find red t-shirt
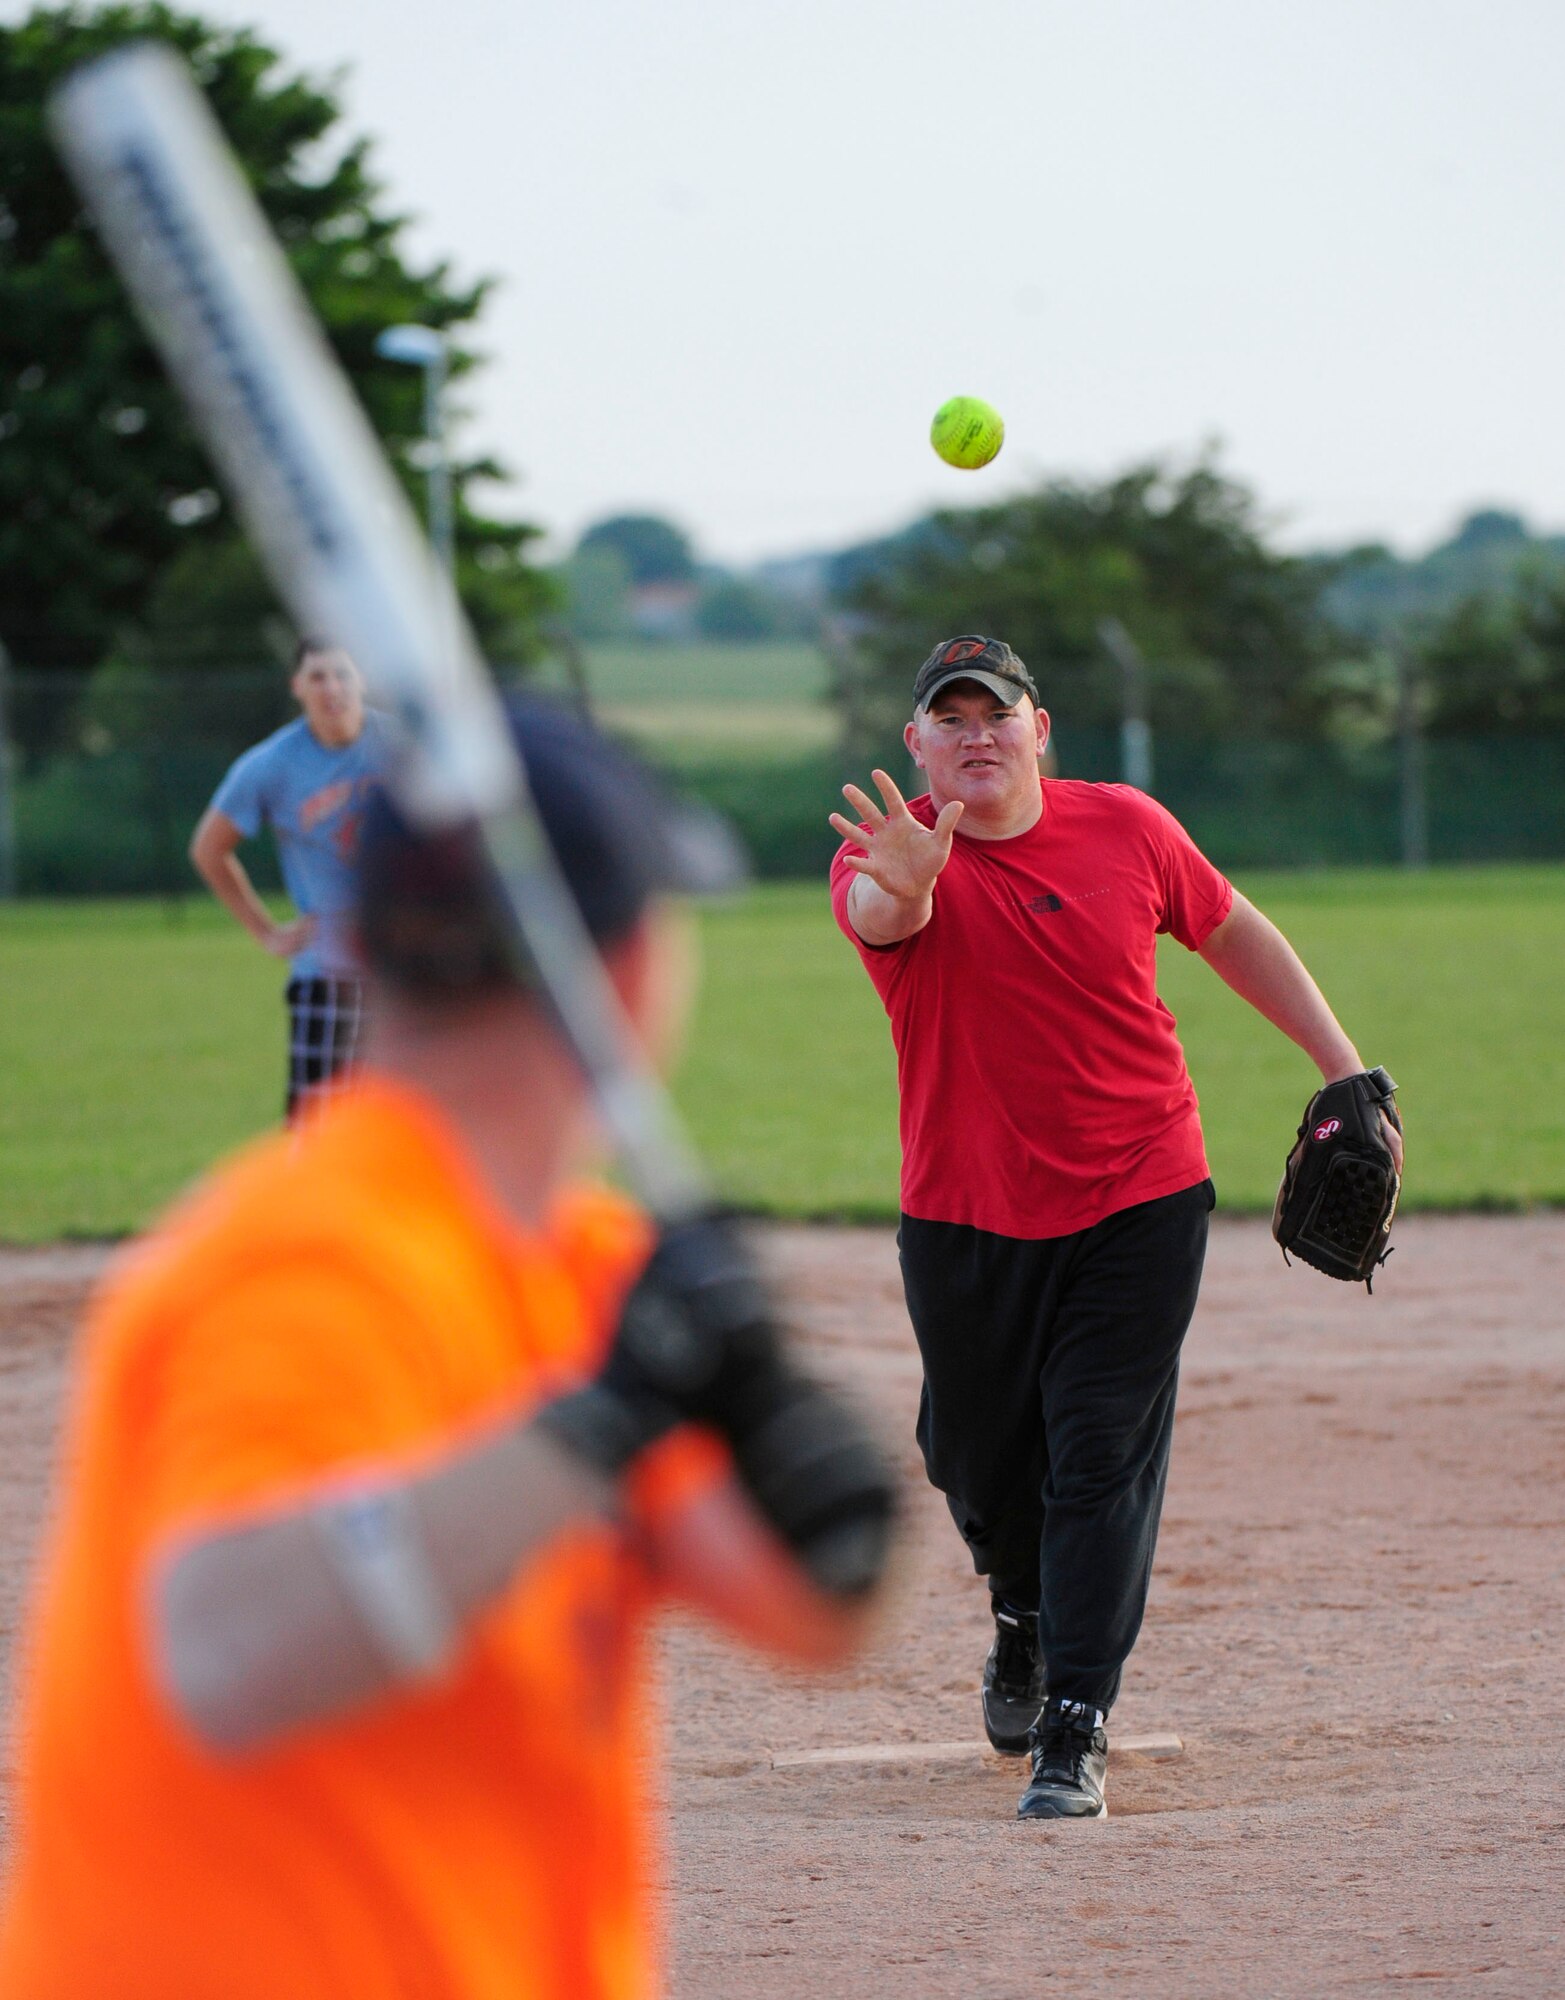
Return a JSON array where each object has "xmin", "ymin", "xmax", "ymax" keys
[{"xmin": 829, "ymin": 779, "xmax": 1233, "ymax": 1239}]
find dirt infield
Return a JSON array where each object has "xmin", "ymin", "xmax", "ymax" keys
[{"xmin": 3, "ymin": 1218, "xmax": 1563, "ymax": 1994}]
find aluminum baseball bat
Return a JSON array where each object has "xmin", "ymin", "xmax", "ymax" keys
[{"xmin": 50, "ymin": 41, "xmax": 707, "ymax": 1219}]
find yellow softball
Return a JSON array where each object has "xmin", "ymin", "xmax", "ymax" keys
[{"xmin": 930, "ymin": 395, "xmax": 1005, "ymax": 470}]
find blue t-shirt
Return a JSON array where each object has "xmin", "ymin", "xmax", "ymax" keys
[{"xmin": 210, "ymin": 715, "xmax": 390, "ymax": 979}]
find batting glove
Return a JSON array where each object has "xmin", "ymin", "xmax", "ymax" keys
[{"xmin": 539, "ymin": 1215, "xmax": 895, "ymax": 1597}]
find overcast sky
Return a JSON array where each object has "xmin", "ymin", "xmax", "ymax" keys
[{"xmin": 24, "ymin": 0, "xmax": 1565, "ymax": 563}]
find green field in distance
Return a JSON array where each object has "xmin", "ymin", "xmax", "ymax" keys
[
  {"xmin": 1, "ymin": 866, "xmax": 1561, "ymax": 1241},
  {"xmin": 533, "ymin": 640, "xmax": 837, "ymax": 763},
  {"xmin": 573, "ymin": 640, "xmax": 829, "ymax": 706}
]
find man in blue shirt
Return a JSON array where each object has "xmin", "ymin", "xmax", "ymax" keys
[{"xmin": 190, "ymin": 640, "xmax": 388, "ymax": 1116}]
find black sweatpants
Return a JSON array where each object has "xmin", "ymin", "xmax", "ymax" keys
[{"xmin": 899, "ymin": 1179, "xmax": 1214, "ymax": 1715}]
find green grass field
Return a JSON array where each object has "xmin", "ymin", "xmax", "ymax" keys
[
  {"xmin": 572, "ymin": 640, "xmax": 829, "ymax": 707},
  {"xmin": 2, "ymin": 866, "xmax": 1561, "ymax": 1240},
  {"xmin": 533, "ymin": 640, "xmax": 837, "ymax": 763}
]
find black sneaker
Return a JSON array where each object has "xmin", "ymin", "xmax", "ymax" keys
[
  {"xmin": 1017, "ymin": 1698, "xmax": 1108, "ymax": 1819},
  {"xmin": 981, "ymin": 1599, "xmax": 1046, "ymax": 1755}
]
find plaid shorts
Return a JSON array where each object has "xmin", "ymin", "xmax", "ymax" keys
[{"xmin": 285, "ymin": 976, "xmax": 366, "ymax": 1120}]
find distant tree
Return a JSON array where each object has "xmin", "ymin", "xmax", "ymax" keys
[
  {"xmin": 696, "ymin": 572, "xmax": 787, "ymax": 641},
  {"xmin": 1321, "ymin": 509, "xmax": 1565, "ymax": 642},
  {"xmin": 556, "ymin": 543, "xmax": 632, "ymax": 642},
  {"xmin": 838, "ymin": 457, "xmax": 1335, "ymax": 741},
  {"xmin": 1447, "ymin": 509, "xmax": 1531, "ymax": 555},
  {"xmin": 80, "ymin": 537, "xmax": 297, "ymax": 756},
  {"xmin": 0, "ymin": 2, "xmax": 551, "ymax": 695},
  {"xmin": 577, "ymin": 514, "xmax": 696, "ymax": 589},
  {"xmin": 1415, "ymin": 565, "xmax": 1565, "ymax": 735}
]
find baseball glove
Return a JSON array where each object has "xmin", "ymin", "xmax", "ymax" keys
[{"xmin": 1272, "ymin": 1067, "xmax": 1402, "ymax": 1290}]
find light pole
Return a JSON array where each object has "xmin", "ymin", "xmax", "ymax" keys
[
  {"xmin": 1394, "ymin": 642, "xmax": 1429, "ymax": 870},
  {"xmin": 374, "ymin": 323, "xmax": 454, "ymax": 577},
  {"xmin": 1098, "ymin": 617, "xmax": 1154, "ymax": 793},
  {"xmin": 0, "ymin": 640, "xmax": 15, "ymax": 899}
]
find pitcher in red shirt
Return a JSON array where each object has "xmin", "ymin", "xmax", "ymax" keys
[{"xmin": 829, "ymin": 635, "xmax": 1401, "ymax": 1821}]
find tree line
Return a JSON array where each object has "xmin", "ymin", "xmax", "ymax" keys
[
  {"xmin": 4, "ymin": 4, "xmax": 1562, "ymax": 758},
  {"xmin": 826, "ymin": 476, "xmax": 1565, "ymax": 746},
  {"xmin": 1, "ymin": 3, "xmax": 549, "ymax": 709}
]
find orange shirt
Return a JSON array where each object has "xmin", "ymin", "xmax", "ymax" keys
[{"xmin": 0, "ymin": 1076, "xmax": 715, "ymax": 2000}]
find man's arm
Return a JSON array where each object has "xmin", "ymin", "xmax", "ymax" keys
[
  {"xmin": 151, "ymin": 1219, "xmax": 891, "ymax": 1754},
  {"xmin": 828, "ymin": 768, "xmax": 963, "ymax": 946},
  {"xmin": 189, "ymin": 806, "xmax": 314, "ymax": 960},
  {"xmin": 845, "ymin": 873, "xmax": 931, "ymax": 947},
  {"xmin": 1198, "ymin": 892, "xmax": 1403, "ymax": 1169},
  {"xmin": 153, "ymin": 1405, "xmax": 871, "ymax": 1756},
  {"xmin": 639, "ymin": 1471, "xmax": 871, "ymax": 1665},
  {"xmin": 151, "ymin": 1413, "xmax": 612, "ymax": 1752}
]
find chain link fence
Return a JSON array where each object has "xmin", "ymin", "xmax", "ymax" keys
[{"xmin": 2, "ymin": 662, "xmax": 1563, "ymax": 896}]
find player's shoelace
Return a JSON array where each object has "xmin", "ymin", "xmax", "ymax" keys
[
  {"xmin": 1031, "ymin": 1718, "xmax": 1106, "ymax": 1782},
  {"xmin": 991, "ymin": 1615, "xmax": 1039, "ymax": 1693}
]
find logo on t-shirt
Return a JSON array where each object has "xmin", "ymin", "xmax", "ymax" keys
[
  {"xmin": 1313, "ymin": 1117, "xmax": 1342, "ymax": 1142},
  {"xmin": 299, "ymin": 778, "xmax": 355, "ymax": 834}
]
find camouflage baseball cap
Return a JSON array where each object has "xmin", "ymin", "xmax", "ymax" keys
[{"xmin": 912, "ymin": 635, "xmax": 1040, "ymax": 713}]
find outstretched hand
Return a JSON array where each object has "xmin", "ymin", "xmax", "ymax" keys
[{"xmin": 829, "ymin": 769, "xmax": 963, "ymax": 904}]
